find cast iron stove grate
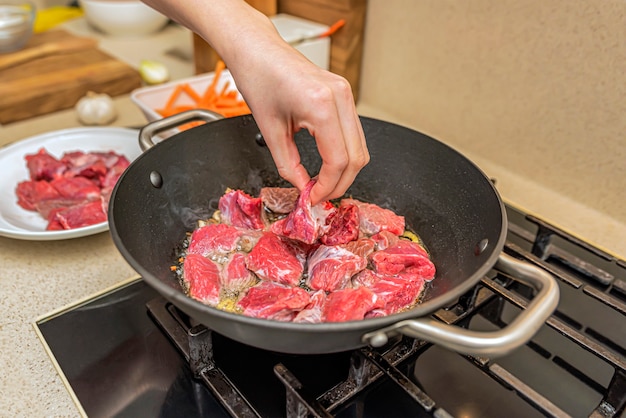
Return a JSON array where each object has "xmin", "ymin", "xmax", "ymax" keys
[{"xmin": 147, "ymin": 207, "xmax": 626, "ymax": 418}]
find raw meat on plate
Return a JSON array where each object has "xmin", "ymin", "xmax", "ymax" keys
[{"xmin": 15, "ymin": 147, "xmax": 130, "ymax": 231}]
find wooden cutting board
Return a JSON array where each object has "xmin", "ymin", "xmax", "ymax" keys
[{"xmin": 0, "ymin": 29, "xmax": 142, "ymax": 124}]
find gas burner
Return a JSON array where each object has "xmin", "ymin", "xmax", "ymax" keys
[{"xmin": 36, "ymin": 205, "xmax": 626, "ymax": 417}]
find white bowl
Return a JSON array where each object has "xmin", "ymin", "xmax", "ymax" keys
[{"xmin": 79, "ymin": 0, "xmax": 169, "ymax": 37}]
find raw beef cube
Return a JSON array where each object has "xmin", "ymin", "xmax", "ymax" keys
[
  {"xmin": 50, "ymin": 176, "xmax": 101, "ymax": 200},
  {"xmin": 221, "ymin": 252, "xmax": 258, "ymax": 294},
  {"xmin": 187, "ymin": 223, "xmax": 243, "ymax": 259},
  {"xmin": 48, "ymin": 199, "xmax": 107, "ymax": 230},
  {"xmin": 354, "ymin": 269, "xmax": 425, "ymax": 317},
  {"xmin": 260, "ymin": 187, "xmax": 299, "ymax": 214},
  {"xmin": 36, "ymin": 197, "xmax": 86, "ymax": 219},
  {"xmin": 320, "ymin": 203, "xmax": 359, "ymax": 245},
  {"xmin": 99, "ymin": 155, "xmax": 130, "ymax": 189},
  {"xmin": 25, "ymin": 148, "xmax": 67, "ymax": 181},
  {"xmin": 293, "ymin": 290, "xmax": 327, "ymax": 323},
  {"xmin": 236, "ymin": 281, "xmax": 310, "ymax": 321},
  {"xmin": 369, "ymin": 240, "xmax": 436, "ymax": 280},
  {"xmin": 183, "ymin": 253, "xmax": 221, "ymax": 305},
  {"xmin": 371, "ymin": 230, "xmax": 400, "ymax": 251},
  {"xmin": 218, "ymin": 189, "xmax": 265, "ymax": 230},
  {"xmin": 271, "ymin": 180, "xmax": 336, "ymax": 244},
  {"xmin": 343, "ymin": 238, "xmax": 377, "ymax": 259},
  {"xmin": 340, "ymin": 198, "xmax": 405, "ymax": 236},
  {"xmin": 307, "ymin": 245, "xmax": 367, "ymax": 292},
  {"xmin": 15, "ymin": 180, "xmax": 61, "ymax": 211},
  {"xmin": 61, "ymin": 151, "xmax": 121, "ymax": 180},
  {"xmin": 323, "ymin": 287, "xmax": 382, "ymax": 322},
  {"xmin": 245, "ymin": 232, "xmax": 304, "ymax": 286}
]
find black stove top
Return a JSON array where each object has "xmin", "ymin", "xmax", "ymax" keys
[{"xmin": 36, "ymin": 205, "xmax": 626, "ymax": 418}]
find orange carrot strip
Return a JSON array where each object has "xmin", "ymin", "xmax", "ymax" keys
[
  {"xmin": 164, "ymin": 84, "xmax": 184, "ymax": 110},
  {"xmin": 181, "ymin": 84, "xmax": 202, "ymax": 104},
  {"xmin": 202, "ymin": 60, "xmax": 226, "ymax": 102}
]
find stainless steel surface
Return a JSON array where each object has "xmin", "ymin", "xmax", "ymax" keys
[
  {"xmin": 138, "ymin": 108, "xmax": 223, "ymax": 150},
  {"xmin": 363, "ymin": 252, "xmax": 560, "ymax": 356}
]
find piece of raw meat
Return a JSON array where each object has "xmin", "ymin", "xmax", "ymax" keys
[
  {"xmin": 61, "ymin": 151, "xmax": 129, "ymax": 184},
  {"xmin": 260, "ymin": 187, "xmax": 299, "ymax": 214},
  {"xmin": 354, "ymin": 269, "xmax": 426, "ymax": 317},
  {"xmin": 50, "ymin": 176, "xmax": 101, "ymax": 200},
  {"xmin": 293, "ymin": 290, "xmax": 327, "ymax": 323},
  {"xmin": 183, "ymin": 253, "xmax": 221, "ymax": 305},
  {"xmin": 48, "ymin": 199, "xmax": 107, "ymax": 230},
  {"xmin": 218, "ymin": 189, "xmax": 265, "ymax": 230},
  {"xmin": 99, "ymin": 155, "xmax": 130, "ymax": 189},
  {"xmin": 320, "ymin": 203, "xmax": 359, "ymax": 245},
  {"xmin": 307, "ymin": 244, "xmax": 367, "ymax": 292},
  {"xmin": 369, "ymin": 240, "xmax": 436, "ymax": 280},
  {"xmin": 17, "ymin": 148, "xmax": 131, "ymax": 231},
  {"xmin": 340, "ymin": 198, "xmax": 405, "ymax": 236},
  {"xmin": 25, "ymin": 148, "xmax": 67, "ymax": 181},
  {"xmin": 323, "ymin": 287, "xmax": 382, "ymax": 322},
  {"xmin": 245, "ymin": 232, "xmax": 304, "ymax": 286},
  {"xmin": 15, "ymin": 180, "xmax": 61, "ymax": 211},
  {"xmin": 271, "ymin": 180, "xmax": 336, "ymax": 244},
  {"xmin": 221, "ymin": 252, "xmax": 258, "ymax": 294},
  {"xmin": 35, "ymin": 197, "xmax": 87, "ymax": 219},
  {"xmin": 237, "ymin": 281, "xmax": 311, "ymax": 321},
  {"xmin": 343, "ymin": 238, "xmax": 377, "ymax": 259},
  {"xmin": 187, "ymin": 223, "xmax": 244, "ymax": 259},
  {"xmin": 371, "ymin": 230, "xmax": 400, "ymax": 251}
]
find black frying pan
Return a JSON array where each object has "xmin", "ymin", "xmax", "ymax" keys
[{"xmin": 109, "ymin": 110, "xmax": 558, "ymax": 355}]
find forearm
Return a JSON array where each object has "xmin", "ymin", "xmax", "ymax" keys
[{"xmin": 141, "ymin": 0, "xmax": 286, "ymax": 73}]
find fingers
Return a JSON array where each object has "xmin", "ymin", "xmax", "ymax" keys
[
  {"xmin": 306, "ymin": 78, "xmax": 369, "ymax": 205},
  {"xmin": 258, "ymin": 119, "xmax": 311, "ymax": 191}
]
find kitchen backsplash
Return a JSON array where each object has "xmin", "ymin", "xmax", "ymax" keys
[{"xmin": 357, "ymin": 0, "xmax": 625, "ymax": 226}]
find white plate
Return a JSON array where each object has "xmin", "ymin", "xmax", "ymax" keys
[{"xmin": 0, "ymin": 127, "xmax": 143, "ymax": 241}]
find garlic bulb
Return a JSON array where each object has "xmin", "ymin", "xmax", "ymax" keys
[{"xmin": 75, "ymin": 92, "xmax": 118, "ymax": 125}]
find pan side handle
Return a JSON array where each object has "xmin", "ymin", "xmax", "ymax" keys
[
  {"xmin": 138, "ymin": 109, "xmax": 224, "ymax": 151},
  {"xmin": 362, "ymin": 253, "xmax": 560, "ymax": 357}
]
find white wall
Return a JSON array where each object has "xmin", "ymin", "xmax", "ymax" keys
[{"xmin": 358, "ymin": 0, "xmax": 626, "ymax": 226}]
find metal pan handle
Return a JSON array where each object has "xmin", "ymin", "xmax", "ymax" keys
[
  {"xmin": 138, "ymin": 109, "xmax": 224, "ymax": 151},
  {"xmin": 362, "ymin": 253, "xmax": 560, "ymax": 357}
]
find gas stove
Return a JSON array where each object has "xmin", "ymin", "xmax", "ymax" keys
[{"xmin": 36, "ymin": 204, "xmax": 626, "ymax": 418}]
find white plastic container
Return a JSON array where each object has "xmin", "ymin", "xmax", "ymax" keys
[
  {"xmin": 131, "ymin": 70, "xmax": 238, "ymax": 123},
  {"xmin": 271, "ymin": 13, "xmax": 330, "ymax": 70}
]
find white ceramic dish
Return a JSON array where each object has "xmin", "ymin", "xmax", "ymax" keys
[{"xmin": 0, "ymin": 127, "xmax": 142, "ymax": 241}]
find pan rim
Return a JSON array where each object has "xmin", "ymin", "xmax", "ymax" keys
[{"xmin": 108, "ymin": 115, "xmax": 509, "ymax": 333}]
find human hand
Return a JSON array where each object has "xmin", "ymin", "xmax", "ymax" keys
[
  {"xmin": 234, "ymin": 53, "xmax": 370, "ymax": 205},
  {"xmin": 141, "ymin": 0, "xmax": 369, "ymax": 204}
]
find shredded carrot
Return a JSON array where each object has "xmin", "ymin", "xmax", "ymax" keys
[{"xmin": 156, "ymin": 60, "xmax": 250, "ymax": 130}]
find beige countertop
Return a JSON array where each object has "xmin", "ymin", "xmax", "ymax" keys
[
  {"xmin": 1, "ymin": 15, "xmax": 625, "ymax": 418},
  {"xmin": 0, "ymin": 20, "xmax": 195, "ymax": 417}
]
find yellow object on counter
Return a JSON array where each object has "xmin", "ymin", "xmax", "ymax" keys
[{"xmin": 34, "ymin": 6, "xmax": 83, "ymax": 33}]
